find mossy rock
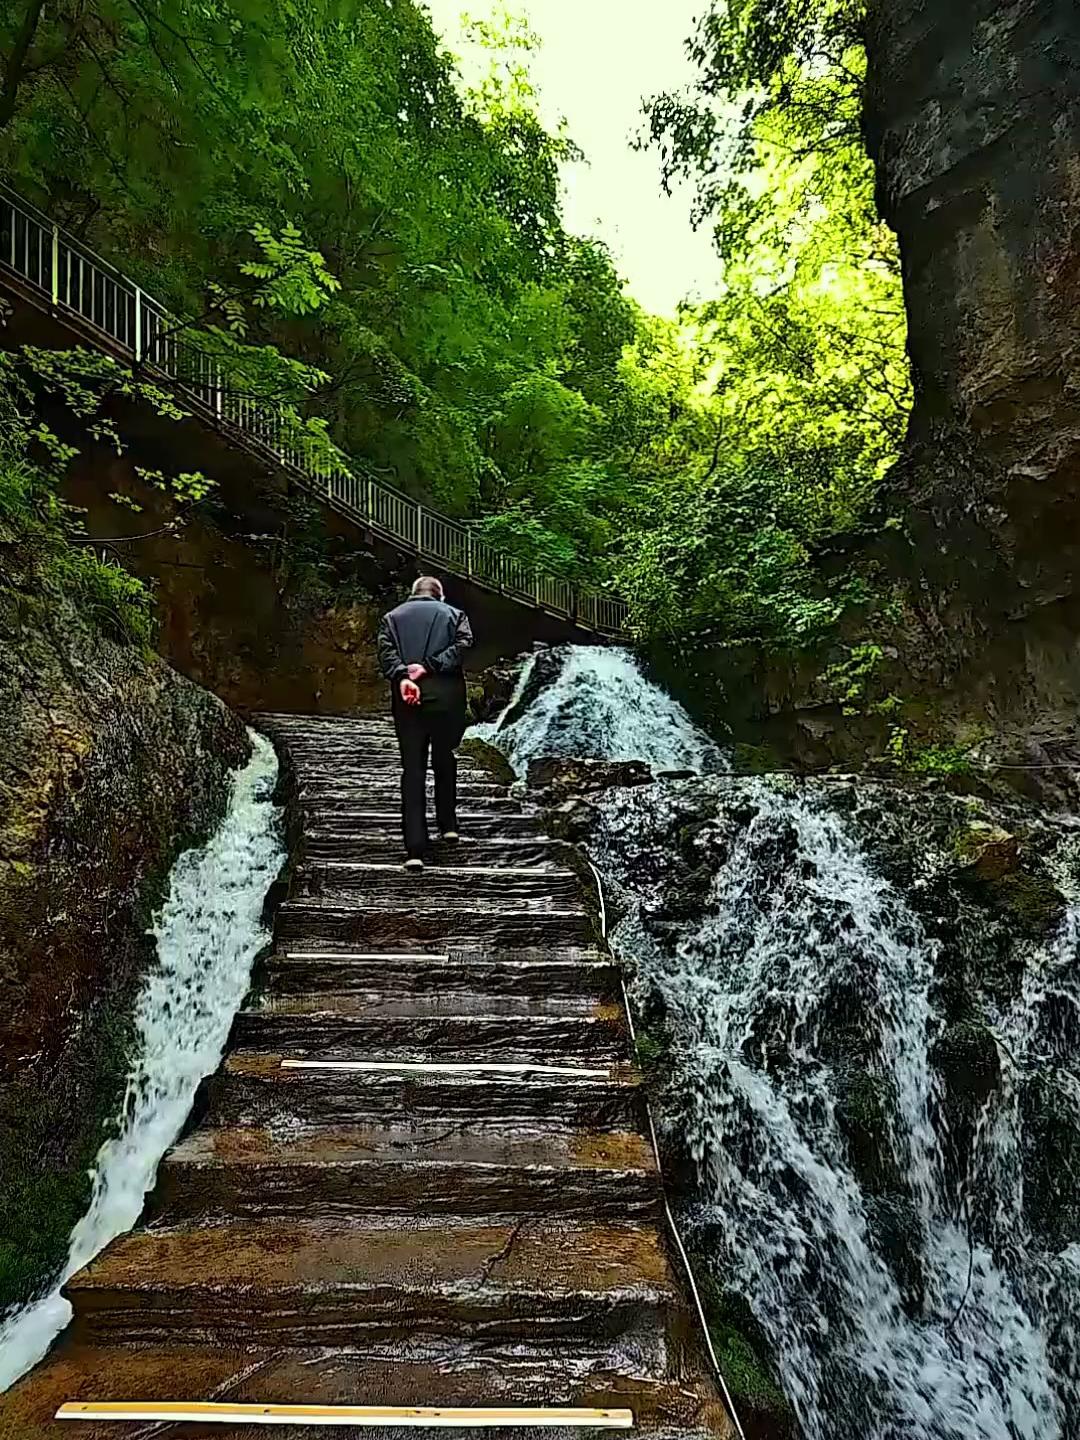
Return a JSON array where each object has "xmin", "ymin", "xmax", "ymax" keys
[
  {"xmin": 950, "ymin": 824, "xmax": 1065, "ymax": 938},
  {"xmin": 834, "ymin": 1068, "xmax": 901, "ymax": 1195},
  {"xmin": 634, "ymin": 1026, "xmax": 674, "ymax": 1083},
  {"xmin": 996, "ymin": 871, "xmax": 1066, "ymax": 937},
  {"xmin": 458, "ymin": 735, "xmax": 516, "ymax": 787},
  {"xmin": 951, "ymin": 822, "xmax": 1019, "ymax": 881},
  {"xmin": 732, "ymin": 741, "xmax": 781, "ymax": 775},
  {"xmin": 931, "ymin": 1020, "xmax": 1002, "ymax": 1107},
  {"xmin": 700, "ymin": 1285, "xmax": 795, "ymax": 1437}
]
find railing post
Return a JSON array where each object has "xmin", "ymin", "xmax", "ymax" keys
[
  {"xmin": 415, "ymin": 501, "xmax": 422, "ymax": 554},
  {"xmin": 465, "ymin": 530, "xmax": 473, "ymax": 577},
  {"xmin": 50, "ymin": 224, "xmax": 59, "ymax": 307},
  {"xmin": 134, "ymin": 287, "xmax": 142, "ymax": 362}
]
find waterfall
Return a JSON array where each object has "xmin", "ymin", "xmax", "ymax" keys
[
  {"xmin": 482, "ymin": 645, "xmax": 1080, "ymax": 1440},
  {"xmin": 476, "ymin": 644, "xmax": 724, "ymax": 776},
  {"xmin": 0, "ymin": 731, "xmax": 283, "ymax": 1391}
]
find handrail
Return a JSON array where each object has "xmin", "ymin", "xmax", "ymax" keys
[{"xmin": 0, "ymin": 182, "xmax": 629, "ymax": 637}]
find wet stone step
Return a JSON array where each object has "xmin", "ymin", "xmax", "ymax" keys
[
  {"xmin": 233, "ymin": 1004, "xmax": 624, "ymax": 1061},
  {"xmin": 204, "ymin": 1051, "xmax": 645, "ymax": 1130},
  {"xmin": 67, "ymin": 1217, "xmax": 678, "ymax": 1349},
  {"xmin": 263, "ymin": 951, "xmax": 619, "ymax": 1000},
  {"xmin": 150, "ymin": 1119, "xmax": 660, "ymax": 1223},
  {"xmin": 302, "ymin": 800, "xmax": 527, "ymax": 823},
  {"xmin": 297, "ymin": 766, "xmax": 495, "ymax": 786},
  {"xmin": 247, "ymin": 988, "xmax": 615, "ymax": 1020},
  {"xmin": 300, "ymin": 771, "xmax": 506, "ymax": 794},
  {"xmin": 302, "ymin": 837, "xmax": 572, "ymax": 869},
  {"xmin": 277, "ymin": 903, "xmax": 594, "ymax": 948},
  {"xmin": 306, "ymin": 810, "xmax": 544, "ymax": 841},
  {"xmin": 300, "ymin": 789, "xmax": 515, "ymax": 812},
  {"xmin": 256, "ymin": 711, "xmax": 396, "ymax": 730},
  {"xmin": 294, "ymin": 865, "xmax": 583, "ymax": 908},
  {"xmin": 1, "ymin": 1338, "xmax": 728, "ymax": 1440}
]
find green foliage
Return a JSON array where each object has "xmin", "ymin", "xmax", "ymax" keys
[
  {"xmin": 633, "ymin": 0, "xmax": 911, "ymax": 646},
  {"xmin": 0, "ymin": 0, "xmax": 910, "ymax": 653},
  {"xmin": 909, "ymin": 742, "xmax": 977, "ymax": 778},
  {"xmin": 0, "ymin": 0, "xmax": 631, "ymax": 543},
  {"xmin": 240, "ymin": 222, "xmax": 341, "ymax": 318},
  {"xmin": 0, "ymin": 345, "xmax": 193, "ymax": 644},
  {"xmin": 820, "ymin": 643, "xmax": 884, "ymax": 714},
  {"xmin": 885, "ymin": 729, "xmax": 978, "ymax": 777}
]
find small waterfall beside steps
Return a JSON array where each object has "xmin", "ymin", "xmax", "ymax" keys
[
  {"xmin": 0, "ymin": 731, "xmax": 283, "ymax": 1391},
  {"xmin": 479, "ymin": 645, "xmax": 1080, "ymax": 1440}
]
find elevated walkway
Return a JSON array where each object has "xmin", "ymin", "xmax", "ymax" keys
[
  {"xmin": 2, "ymin": 714, "xmax": 731, "ymax": 1438},
  {"xmin": 0, "ymin": 183, "xmax": 628, "ymax": 637}
]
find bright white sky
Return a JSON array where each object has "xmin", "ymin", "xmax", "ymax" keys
[{"xmin": 423, "ymin": 1, "xmax": 722, "ymax": 315}]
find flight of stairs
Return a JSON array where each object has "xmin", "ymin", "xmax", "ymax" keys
[{"xmin": 1, "ymin": 713, "xmax": 730, "ymax": 1439}]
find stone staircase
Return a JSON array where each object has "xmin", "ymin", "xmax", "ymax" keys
[{"xmin": 1, "ymin": 713, "xmax": 731, "ymax": 1439}]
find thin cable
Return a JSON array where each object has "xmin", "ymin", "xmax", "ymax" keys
[
  {"xmin": 585, "ymin": 859, "xmax": 750, "ymax": 1440},
  {"xmin": 731, "ymin": 761, "xmax": 1080, "ymax": 776}
]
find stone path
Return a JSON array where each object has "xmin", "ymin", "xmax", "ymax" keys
[{"xmin": 2, "ymin": 714, "xmax": 729, "ymax": 1439}]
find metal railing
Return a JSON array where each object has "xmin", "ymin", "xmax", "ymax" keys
[{"xmin": 0, "ymin": 182, "xmax": 629, "ymax": 636}]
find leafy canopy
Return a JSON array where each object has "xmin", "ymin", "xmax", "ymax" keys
[{"xmin": 0, "ymin": 0, "xmax": 910, "ymax": 655}]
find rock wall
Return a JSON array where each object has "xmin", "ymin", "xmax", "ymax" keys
[
  {"xmin": 660, "ymin": 5, "xmax": 1080, "ymax": 792},
  {"xmin": 0, "ymin": 518, "xmax": 248, "ymax": 1309},
  {"xmin": 64, "ymin": 453, "xmax": 587, "ymax": 719},
  {"xmin": 863, "ymin": 0, "xmax": 1080, "ymax": 621}
]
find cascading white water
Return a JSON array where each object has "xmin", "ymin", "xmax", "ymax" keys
[
  {"xmin": 480, "ymin": 645, "xmax": 724, "ymax": 777},
  {"xmin": 483, "ymin": 645, "xmax": 1080, "ymax": 1440},
  {"xmin": 0, "ymin": 731, "xmax": 283, "ymax": 1391}
]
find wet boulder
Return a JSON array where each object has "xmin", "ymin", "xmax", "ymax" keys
[
  {"xmin": 833, "ymin": 1066, "xmax": 901, "ymax": 1196},
  {"xmin": 472, "ymin": 664, "xmax": 519, "ymax": 722},
  {"xmin": 864, "ymin": 1194, "xmax": 927, "ymax": 1315},
  {"xmin": 546, "ymin": 796, "xmax": 600, "ymax": 843},
  {"xmin": 952, "ymin": 822, "xmax": 1019, "ymax": 882},
  {"xmin": 526, "ymin": 755, "xmax": 653, "ymax": 802},
  {"xmin": 498, "ymin": 645, "xmax": 564, "ymax": 729},
  {"xmin": 949, "ymin": 822, "xmax": 1065, "ymax": 941},
  {"xmin": 644, "ymin": 862, "xmax": 714, "ymax": 924},
  {"xmin": 1021, "ymin": 1072, "xmax": 1080, "ymax": 1250},
  {"xmin": 931, "ymin": 1020, "xmax": 1002, "ymax": 1107},
  {"xmin": 458, "ymin": 735, "xmax": 516, "ymax": 786}
]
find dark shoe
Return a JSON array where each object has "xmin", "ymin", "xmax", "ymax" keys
[{"xmin": 404, "ymin": 856, "xmax": 425, "ymax": 872}]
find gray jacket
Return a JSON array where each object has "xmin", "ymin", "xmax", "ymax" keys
[{"xmin": 377, "ymin": 596, "xmax": 474, "ymax": 684}]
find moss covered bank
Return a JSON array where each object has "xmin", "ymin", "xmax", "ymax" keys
[{"xmin": 0, "ymin": 517, "xmax": 248, "ymax": 1310}]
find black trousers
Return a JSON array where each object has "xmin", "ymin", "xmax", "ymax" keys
[{"xmin": 392, "ymin": 692, "xmax": 466, "ymax": 856}]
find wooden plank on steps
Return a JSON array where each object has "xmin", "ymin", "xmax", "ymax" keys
[{"xmin": 57, "ymin": 1400, "xmax": 634, "ymax": 1427}]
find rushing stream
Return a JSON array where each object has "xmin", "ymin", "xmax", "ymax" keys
[
  {"xmin": 0, "ymin": 731, "xmax": 283, "ymax": 1391},
  {"xmin": 482, "ymin": 645, "xmax": 1080, "ymax": 1440}
]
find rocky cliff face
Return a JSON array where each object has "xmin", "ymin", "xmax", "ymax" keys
[
  {"xmin": 864, "ymin": 0, "xmax": 1080, "ymax": 627},
  {"xmin": 0, "ymin": 519, "xmax": 248, "ymax": 1309},
  {"xmin": 63, "ymin": 453, "xmax": 588, "ymax": 718},
  {"xmin": 662, "ymin": 7, "xmax": 1080, "ymax": 790}
]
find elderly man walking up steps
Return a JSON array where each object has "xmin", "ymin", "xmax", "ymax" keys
[{"xmin": 377, "ymin": 576, "xmax": 475, "ymax": 870}]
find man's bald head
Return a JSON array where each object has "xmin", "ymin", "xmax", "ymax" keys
[{"xmin": 411, "ymin": 575, "xmax": 444, "ymax": 600}]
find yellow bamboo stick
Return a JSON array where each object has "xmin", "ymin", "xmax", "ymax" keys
[{"xmin": 56, "ymin": 1401, "xmax": 634, "ymax": 1428}]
